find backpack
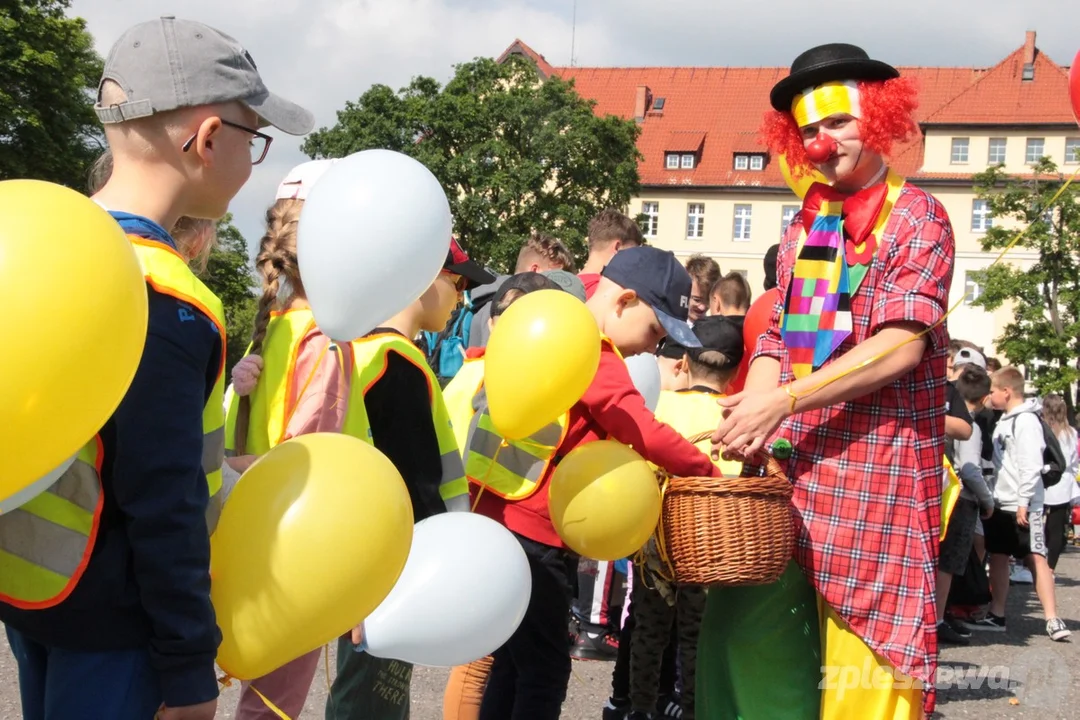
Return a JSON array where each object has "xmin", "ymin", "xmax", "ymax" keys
[
  {"xmin": 420, "ymin": 304, "xmax": 473, "ymax": 387},
  {"xmin": 1010, "ymin": 411, "xmax": 1067, "ymax": 487}
]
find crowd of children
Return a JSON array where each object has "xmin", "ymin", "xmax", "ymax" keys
[{"xmin": 2, "ymin": 14, "xmax": 1078, "ymax": 720}]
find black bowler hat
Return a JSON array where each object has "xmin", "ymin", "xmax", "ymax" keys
[{"xmin": 770, "ymin": 43, "xmax": 899, "ymax": 112}]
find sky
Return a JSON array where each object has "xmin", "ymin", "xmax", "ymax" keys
[{"xmin": 71, "ymin": 0, "xmax": 1080, "ymax": 248}]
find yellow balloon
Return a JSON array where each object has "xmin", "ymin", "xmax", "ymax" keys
[
  {"xmin": 549, "ymin": 440, "xmax": 660, "ymax": 561},
  {"xmin": 779, "ymin": 154, "xmax": 829, "ymax": 199},
  {"xmin": 0, "ymin": 180, "xmax": 147, "ymax": 499},
  {"xmin": 211, "ymin": 433, "xmax": 414, "ymax": 679},
  {"xmin": 485, "ymin": 289, "xmax": 600, "ymax": 439}
]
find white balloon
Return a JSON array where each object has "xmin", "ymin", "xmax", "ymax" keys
[
  {"xmin": 0, "ymin": 455, "xmax": 76, "ymax": 513},
  {"xmin": 625, "ymin": 353, "xmax": 661, "ymax": 412},
  {"xmin": 298, "ymin": 150, "xmax": 452, "ymax": 341},
  {"xmin": 361, "ymin": 513, "xmax": 531, "ymax": 667}
]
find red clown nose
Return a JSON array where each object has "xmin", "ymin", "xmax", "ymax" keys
[
  {"xmin": 1070, "ymin": 49, "xmax": 1080, "ymax": 127},
  {"xmin": 805, "ymin": 134, "xmax": 838, "ymax": 164}
]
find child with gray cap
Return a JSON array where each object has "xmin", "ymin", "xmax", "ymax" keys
[{"xmin": 0, "ymin": 17, "xmax": 311, "ymax": 720}]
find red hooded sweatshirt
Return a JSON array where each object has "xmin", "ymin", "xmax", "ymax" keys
[{"xmin": 471, "ymin": 338, "xmax": 721, "ymax": 548}]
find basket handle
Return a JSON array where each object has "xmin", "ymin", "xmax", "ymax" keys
[{"xmin": 687, "ymin": 428, "xmax": 787, "ymax": 479}]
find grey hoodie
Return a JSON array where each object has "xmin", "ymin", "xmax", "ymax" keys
[{"xmin": 992, "ymin": 399, "xmax": 1045, "ymax": 510}]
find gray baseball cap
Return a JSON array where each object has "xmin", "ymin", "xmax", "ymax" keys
[
  {"xmin": 94, "ymin": 16, "xmax": 314, "ymax": 135},
  {"xmin": 542, "ymin": 270, "xmax": 587, "ymax": 302}
]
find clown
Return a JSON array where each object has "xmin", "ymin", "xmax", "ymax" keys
[{"xmin": 701, "ymin": 44, "xmax": 954, "ymax": 720}]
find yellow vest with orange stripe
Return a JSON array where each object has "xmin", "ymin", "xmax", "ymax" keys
[
  {"xmin": 352, "ymin": 333, "xmax": 468, "ymax": 505},
  {"xmin": 0, "ymin": 237, "xmax": 226, "ymax": 609},
  {"xmin": 443, "ymin": 357, "xmax": 487, "ymax": 454},
  {"xmin": 224, "ymin": 308, "xmax": 373, "ymax": 454}
]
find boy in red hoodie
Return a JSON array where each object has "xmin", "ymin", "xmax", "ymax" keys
[{"xmin": 468, "ymin": 246, "xmax": 721, "ymax": 720}]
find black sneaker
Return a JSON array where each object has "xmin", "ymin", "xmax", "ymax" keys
[
  {"xmin": 937, "ymin": 620, "xmax": 970, "ymax": 645},
  {"xmin": 570, "ymin": 630, "xmax": 618, "ymax": 661},
  {"xmin": 627, "ymin": 713, "xmax": 654, "ymax": 720},
  {"xmin": 945, "ymin": 617, "xmax": 972, "ymax": 639},
  {"xmin": 655, "ymin": 694, "xmax": 683, "ymax": 719},
  {"xmin": 602, "ymin": 697, "xmax": 630, "ymax": 720},
  {"xmin": 961, "ymin": 613, "xmax": 1006, "ymax": 633},
  {"xmin": 1047, "ymin": 617, "xmax": 1072, "ymax": 641}
]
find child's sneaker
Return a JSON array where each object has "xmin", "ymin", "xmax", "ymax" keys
[
  {"xmin": 962, "ymin": 613, "xmax": 1006, "ymax": 632},
  {"xmin": 937, "ymin": 620, "xmax": 970, "ymax": 645},
  {"xmin": 1009, "ymin": 565, "xmax": 1033, "ymax": 584},
  {"xmin": 570, "ymin": 630, "xmax": 618, "ymax": 661},
  {"xmin": 603, "ymin": 697, "xmax": 630, "ymax": 720},
  {"xmin": 627, "ymin": 713, "xmax": 654, "ymax": 720},
  {"xmin": 1047, "ymin": 617, "xmax": 1071, "ymax": 641},
  {"xmin": 655, "ymin": 694, "xmax": 683, "ymax": 719}
]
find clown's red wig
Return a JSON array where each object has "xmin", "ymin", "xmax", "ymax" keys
[{"xmin": 762, "ymin": 77, "xmax": 919, "ymax": 177}]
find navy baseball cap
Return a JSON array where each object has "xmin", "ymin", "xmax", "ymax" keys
[{"xmin": 601, "ymin": 246, "xmax": 700, "ymax": 348}]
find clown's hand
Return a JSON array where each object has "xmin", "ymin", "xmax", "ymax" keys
[
  {"xmin": 231, "ymin": 355, "xmax": 264, "ymax": 396},
  {"xmin": 711, "ymin": 388, "xmax": 790, "ymax": 461}
]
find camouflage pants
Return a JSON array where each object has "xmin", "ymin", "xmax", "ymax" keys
[{"xmin": 630, "ymin": 577, "xmax": 706, "ymax": 720}]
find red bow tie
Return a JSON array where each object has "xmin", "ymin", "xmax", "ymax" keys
[{"xmin": 802, "ymin": 182, "xmax": 889, "ymax": 263}]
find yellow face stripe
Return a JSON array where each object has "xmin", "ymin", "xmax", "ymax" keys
[{"xmin": 791, "ymin": 81, "xmax": 861, "ymax": 128}]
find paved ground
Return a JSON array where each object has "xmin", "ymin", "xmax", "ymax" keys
[{"xmin": 0, "ymin": 549, "xmax": 1076, "ymax": 719}]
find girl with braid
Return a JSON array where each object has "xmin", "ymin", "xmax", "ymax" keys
[{"xmin": 225, "ymin": 160, "xmax": 371, "ymax": 719}]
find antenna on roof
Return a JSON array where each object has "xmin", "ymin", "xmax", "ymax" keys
[{"xmin": 570, "ymin": 0, "xmax": 577, "ymax": 67}]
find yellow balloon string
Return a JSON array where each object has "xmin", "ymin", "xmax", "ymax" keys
[
  {"xmin": 632, "ymin": 473, "xmax": 676, "ymax": 587},
  {"xmin": 791, "ymin": 166, "xmax": 1080, "ymax": 404},
  {"xmin": 468, "ymin": 434, "xmax": 555, "ymax": 512},
  {"xmin": 251, "ymin": 686, "xmax": 293, "ymax": 720},
  {"xmin": 278, "ymin": 341, "xmax": 333, "ymax": 433}
]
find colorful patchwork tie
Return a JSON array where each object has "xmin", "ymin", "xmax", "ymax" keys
[
  {"xmin": 782, "ymin": 187, "xmax": 852, "ymax": 379},
  {"xmin": 781, "ymin": 181, "xmax": 890, "ymax": 378}
]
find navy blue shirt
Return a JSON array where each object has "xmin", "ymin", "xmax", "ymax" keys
[{"xmin": 0, "ymin": 213, "xmax": 222, "ymax": 707}]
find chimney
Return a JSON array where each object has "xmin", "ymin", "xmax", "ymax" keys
[
  {"xmin": 1022, "ymin": 30, "xmax": 1036, "ymax": 81},
  {"xmin": 634, "ymin": 86, "xmax": 650, "ymax": 123}
]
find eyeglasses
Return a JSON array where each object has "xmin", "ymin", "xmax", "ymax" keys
[
  {"xmin": 441, "ymin": 270, "xmax": 467, "ymax": 293},
  {"xmin": 182, "ymin": 119, "xmax": 274, "ymax": 165}
]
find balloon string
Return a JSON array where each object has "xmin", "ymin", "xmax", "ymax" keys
[
  {"xmin": 633, "ymin": 473, "xmax": 676, "ymax": 588},
  {"xmin": 790, "ymin": 166, "xmax": 1080, "ymax": 404},
  {"xmin": 325, "ymin": 643, "xmax": 333, "ymax": 693},
  {"xmin": 278, "ymin": 341, "xmax": 332, "ymax": 436},
  {"xmin": 251, "ymin": 686, "xmax": 293, "ymax": 720},
  {"xmin": 469, "ymin": 435, "xmax": 555, "ymax": 512}
]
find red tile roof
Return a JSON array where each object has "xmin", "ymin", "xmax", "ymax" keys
[
  {"xmin": 502, "ymin": 39, "xmax": 1075, "ymax": 189},
  {"xmin": 497, "ymin": 39, "xmax": 556, "ymax": 80}
]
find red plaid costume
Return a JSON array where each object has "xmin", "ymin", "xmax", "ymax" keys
[{"xmin": 755, "ymin": 183, "xmax": 953, "ymax": 714}]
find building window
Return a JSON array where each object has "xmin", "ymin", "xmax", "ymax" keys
[
  {"xmin": 1026, "ymin": 138, "xmax": 1045, "ymax": 164},
  {"xmin": 665, "ymin": 153, "xmax": 680, "ymax": 169},
  {"xmin": 686, "ymin": 203, "xmax": 705, "ymax": 239},
  {"xmin": 733, "ymin": 204, "xmax": 752, "ymax": 241},
  {"xmin": 963, "ymin": 271, "xmax": 983, "ymax": 305},
  {"xmin": 1066, "ymin": 138, "xmax": 1080, "ymax": 164},
  {"xmin": 971, "ymin": 199, "xmax": 993, "ymax": 232},
  {"xmin": 781, "ymin": 205, "xmax": 799, "ymax": 236},
  {"xmin": 681, "ymin": 153, "xmax": 696, "ymax": 169},
  {"xmin": 951, "ymin": 138, "xmax": 969, "ymax": 164},
  {"xmin": 988, "ymin": 137, "xmax": 1006, "ymax": 165},
  {"xmin": 729, "ymin": 269, "xmax": 748, "ymax": 279},
  {"xmin": 734, "ymin": 153, "xmax": 764, "ymax": 171},
  {"xmin": 641, "ymin": 201, "xmax": 659, "ymax": 237}
]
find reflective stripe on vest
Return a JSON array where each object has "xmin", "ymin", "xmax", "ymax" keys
[
  {"xmin": 653, "ymin": 390, "xmax": 744, "ymax": 476},
  {"xmin": 352, "ymin": 334, "xmax": 467, "ymax": 503},
  {"xmin": 224, "ymin": 309, "xmax": 372, "ymax": 455},
  {"xmin": 442, "ymin": 358, "xmax": 486, "ymax": 455},
  {"xmin": 464, "ymin": 407, "xmax": 568, "ymax": 501},
  {"xmin": 0, "ymin": 238, "xmax": 227, "ymax": 609},
  {"xmin": 0, "ymin": 440, "xmax": 103, "ymax": 608}
]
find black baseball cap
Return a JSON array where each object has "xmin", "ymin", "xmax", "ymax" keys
[
  {"xmin": 686, "ymin": 316, "xmax": 744, "ymax": 367},
  {"xmin": 657, "ymin": 315, "xmax": 744, "ymax": 365},
  {"xmin": 601, "ymin": 246, "xmax": 699, "ymax": 348},
  {"xmin": 446, "ymin": 237, "xmax": 497, "ymax": 290}
]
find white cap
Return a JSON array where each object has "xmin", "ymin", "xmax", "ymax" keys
[
  {"xmin": 275, "ymin": 159, "xmax": 339, "ymax": 201},
  {"xmin": 953, "ymin": 347, "xmax": 987, "ymax": 371}
]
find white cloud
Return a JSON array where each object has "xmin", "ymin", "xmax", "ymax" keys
[{"xmin": 71, "ymin": 0, "xmax": 1079, "ymax": 246}]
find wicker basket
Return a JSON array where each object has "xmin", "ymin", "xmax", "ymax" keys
[{"xmin": 660, "ymin": 434, "xmax": 795, "ymax": 586}]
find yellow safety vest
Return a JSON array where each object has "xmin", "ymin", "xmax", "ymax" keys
[
  {"xmin": 0, "ymin": 237, "xmax": 227, "ymax": 609},
  {"xmin": 653, "ymin": 390, "xmax": 744, "ymax": 476},
  {"xmin": 443, "ymin": 357, "xmax": 487, "ymax": 454},
  {"xmin": 352, "ymin": 333, "xmax": 468, "ymax": 505},
  {"xmin": 224, "ymin": 308, "xmax": 373, "ymax": 454}
]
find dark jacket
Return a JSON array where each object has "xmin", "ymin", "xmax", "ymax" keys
[{"xmin": 0, "ymin": 213, "xmax": 221, "ymax": 707}]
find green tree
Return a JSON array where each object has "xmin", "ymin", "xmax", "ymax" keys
[
  {"xmin": 0, "ymin": 0, "xmax": 104, "ymax": 188},
  {"xmin": 302, "ymin": 56, "xmax": 642, "ymax": 271},
  {"xmin": 199, "ymin": 214, "xmax": 257, "ymax": 370},
  {"xmin": 972, "ymin": 157, "xmax": 1080, "ymax": 418}
]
